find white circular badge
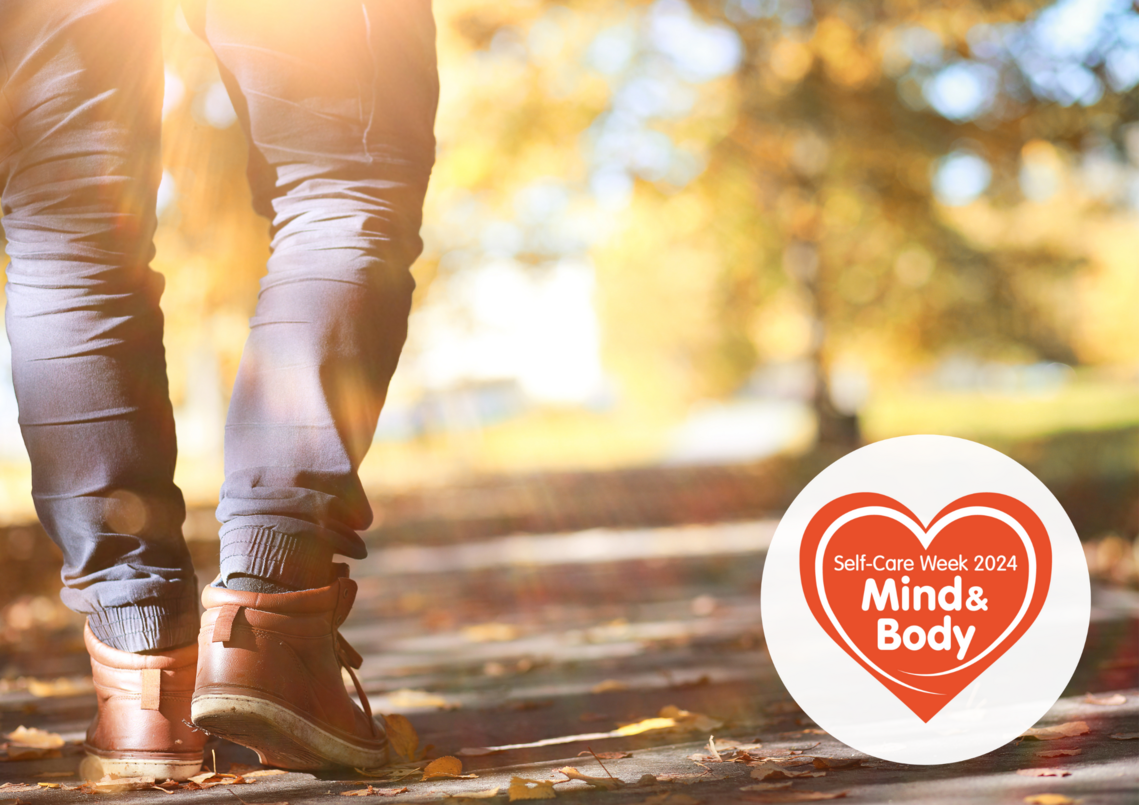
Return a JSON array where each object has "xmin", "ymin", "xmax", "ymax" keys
[{"xmin": 760, "ymin": 435, "xmax": 1089, "ymax": 764}]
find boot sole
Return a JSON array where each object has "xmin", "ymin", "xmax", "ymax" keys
[
  {"xmin": 191, "ymin": 693, "xmax": 387, "ymax": 771},
  {"xmin": 80, "ymin": 749, "xmax": 203, "ymax": 781}
]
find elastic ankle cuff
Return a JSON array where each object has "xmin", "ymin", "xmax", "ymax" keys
[
  {"xmin": 86, "ymin": 594, "xmax": 200, "ymax": 653},
  {"xmin": 219, "ymin": 526, "xmax": 334, "ymax": 591}
]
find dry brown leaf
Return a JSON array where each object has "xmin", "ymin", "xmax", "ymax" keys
[
  {"xmin": 1017, "ymin": 768, "xmax": 1072, "ymax": 778},
  {"xmin": 578, "ymin": 750, "xmax": 631, "ymax": 760},
  {"xmin": 1021, "ymin": 721, "xmax": 1090, "ymax": 741},
  {"xmin": 5, "ymin": 726, "xmax": 64, "ymax": 748},
  {"xmin": 706, "ymin": 736, "xmax": 721, "ymax": 762},
  {"xmin": 556, "ymin": 766, "xmax": 621, "ymax": 790},
  {"xmin": 244, "ymin": 769, "xmax": 288, "ymax": 778},
  {"xmin": 742, "ymin": 792, "xmax": 848, "ymax": 802},
  {"xmin": 750, "ymin": 762, "xmax": 825, "ymax": 781},
  {"xmin": 446, "ymin": 788, "xmax": 501, "ymax": 800},
  {"xmin": 811, "ymin": 758, "xmax": 862, "ymax": 770},
  {"xmin": 1083, "ymin": 693, "xmax": 1126, "ymax": 706},
  {"xmin": 1109, "ymin": 733, "xmax": 1139, "ymax": 740},
  {"xmin": 91, "ymin": 775, "xmax": 158, "ymax": 793},
  {"xmin": 1039, "ymin": 750, "xmax": 1081, "ymax": 758},
  {"xmin": 591, "ymin": 680, "xmax": 628, "ymax": 694},
  {"xmin": 1023, "ymin": 796, "xmax": 1076, "ymax": 805},
  {"xmin": 341, "ymin": 786, "xmax": 409, "ymax": 797},
  {"xmin": 383, "ymin": 714, "xmax": 419, "ymax": 760},
  {"xmin": 508, "ymin": 776, "xmax": 557, "ymax": 800},
  {"xmin": 423, "ymin": 756, "xmax": 476, "ymax": 781}
]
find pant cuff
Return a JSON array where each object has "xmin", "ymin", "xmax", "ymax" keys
[
  {"xmin": 86, "ymin": 592, "xmax": 200, "ymax": 653},
  {"xmin": 219, "ymin": 526, "xmax": 334, "ymax": 591}
]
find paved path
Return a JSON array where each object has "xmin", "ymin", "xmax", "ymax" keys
[{"xmin": 0, "ymin": 521, "xmax": 1136, "ymax": 803}]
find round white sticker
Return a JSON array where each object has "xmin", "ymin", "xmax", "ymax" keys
[{"xmin": 760, "ymin": 435, "xmax": 1090, "ymax": 764}]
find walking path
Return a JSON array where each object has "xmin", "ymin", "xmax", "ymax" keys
[{"xmin": 1, "ymin": 520, "xmax": 1136, "ymax": 803}]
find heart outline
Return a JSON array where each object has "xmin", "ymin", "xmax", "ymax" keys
[{"xmin": 799, "ymin": 492, "xmax": 1052, "ymax": 722}]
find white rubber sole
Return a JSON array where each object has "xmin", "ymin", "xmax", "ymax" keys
[
  {"xmin": 80, "ymin": 751, "xmax": 203, "ymax": 782},
  {"xmin": 191, "ymin": 693, "xmax": 387, "ymax": 771}
]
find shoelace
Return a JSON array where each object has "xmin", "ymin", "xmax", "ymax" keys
[{"xmin": 334, "ymin": 631, "xmax": 380, "ymax": 736}]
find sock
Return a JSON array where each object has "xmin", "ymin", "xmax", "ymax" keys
[{"xmin": 224, "ymin": 574, "xmax": 297, "ymax": 595}]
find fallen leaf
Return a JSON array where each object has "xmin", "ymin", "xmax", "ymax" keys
[
  {"xmin": 5, "ymin": 726, "xmax": 64, "ymax": 748},
  {"xmin": 341, "ymin": 786, "xmax": 409, "ymax": 797},
  {"xmin": 1083, "ymin": 693, "xmax": 1125, "ymax": 706},
  {"xmin": 1017, "ymin": 769, "xmax": 1072, "ymax": 778},
  {"xmin": 91, "ymin": 775, "xmax": 158, "ymax": 793},
  {"xmin": 658, "ymin": 705, "xmax": 723, "ymax": 732},
  {"xmin": 355, "ymin": 766, "xmax": 424, "ymax": 782},
  {"xmin": 578, "ymin": 750, "xmax": 632, "ymax": 759},
  {"xmin": 750, "ymin": 762, "xmax": 825, "ymax": 781},
  {"xmin": 811, "ymin": 758, "xmax": 862, "ymax": 770},
  {"xmin": 706, "ymin": 736, "xmax": 721, "ymax": 762},
  {"xmin": 509, "ymin": 776, "xmax": 557, "ymax": 800},
  {"xmin": 36, "ymin": 783, "xmax": 60, "ymax": 789},
  {"xmin": 615, "ymin": 717, "xmax": 677, "ymax": 736},
  {"xmin": 1023, "ymin": 796, "xmax": 1076, "ymax": 805},
  {"xmin": 26, "ymin": 677, "xmax": 94, "ymax": 698},
  {"xmin": 463, "ymin": 623, "xmax": 520, "ymax": 642},
  {"xmin": 591, "ymin": 680, "xmax": 628, "ymax": 694},
  {"xmin": 447, "ymin": 788, "xmax": 501, "ymax": 801},
  {"xmin": 1109, "ymin": 733, "xmax": 1139, "ymax": 740},
  {"xmin": 383, "ymin": 714, "xmax": 419, "ymax": 760},
  {"xmin": 1021, "ymin": 722, "xmax": 1089, "ymax": 741},
  {"xmin": 1039, "ymin": 749, "xmax": 1081, "ymax": 758},
  {"xmin": 742, "ymin": 792, "xmax": 848, "ymax": 802},
  {"xmin": 387, "ymin": 689, "xmax": 457, "ymax": 710},
  {"xmin": 423, "ymin": 756, "xmax": 476, "ymax": 781},
  {"xmin": 244, "ymin": 769, "xmax": 288, "ymax": 778},
  {"xmin": 636, "ymin": 774, "xmax": 657, "ymax": 785},
  {"xmin": 557, "ymin": 766, "xmax": 621, "ymax": 790}
]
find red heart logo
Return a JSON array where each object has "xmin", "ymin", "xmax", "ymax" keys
[{"xmin": 799, "ymin": 492, "xmax": 1052, "ymax": 722}]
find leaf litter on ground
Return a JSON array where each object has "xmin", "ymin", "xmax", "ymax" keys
[
  {"xmin": 340, "ymin": 786, "xmax": 409, "ymax": 797},
  {"xmin": 1021, "ymin": 722, "xmax": 1089, "ymax": 741},
  {"xmin": 508, "ymin": 776, "xmax": 557, "ymax": 801},
  {"xmin": 422, "ymin": 756, "xmax": 477, "ymax": 781}
]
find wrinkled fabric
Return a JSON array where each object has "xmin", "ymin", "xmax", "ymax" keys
[{"xmin": 0, "ymin": 0, "xmax": 438, "ymax": 649}]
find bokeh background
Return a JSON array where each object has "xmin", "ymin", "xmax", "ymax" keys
[{"xmin": 1, "ymin": 0, "xmax": 1136, "ymax": 576}]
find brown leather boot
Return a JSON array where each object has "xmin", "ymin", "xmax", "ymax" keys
[
  {"xmin": 190, "ymin": 565, "xmax": 388, "ymax": 770},
  {"xmin": 82, "ymin": 623, "xmax": 206, "ymax": 781}
]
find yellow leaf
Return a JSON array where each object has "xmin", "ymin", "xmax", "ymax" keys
[
  {"xmin": 591, "ymin": 680, "xmax": 628, "ymax": 693},
  {"xmin": 462, "ymin": 623, "xmax": 520, "ymax": 642},
  {"xmin": 1024, "ymin": 796, "xmax": 1076, "ymax": 805},
  {"xmin": 37, "ymin": 783, "xmax": 61, "ymax": 789},
  {"xmin": 387, "ymin": 689, "xmax": 457, "ymax": 710},
  {"xmin": 614, "ymin": 717, "xmax": 677, "ymax": 736},
  {"xmin": 5, "ymin": 726, "xmax": 64, "ymax": 748},
  {"xmin": 508, "ymin": 776, "xmax": 557, "ymax": 800},
  {"xmin": 423, "ymin": 756, "xmax": 476, "ymax": 780},
  {"xmin": 383, "ymin": 713, "xmax": 419, "ymax": 760}
]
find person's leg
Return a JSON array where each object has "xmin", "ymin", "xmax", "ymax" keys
[
  {"xmin": 0, "ymin": 0, "xmax": 197, "ymax": 652},
  {"xmin": 185, "ymin": 0, "xmax": 437, "ymax": 768},
  {"xmin": 187, "ymin": 0, "xmax": 438, "ymax": 592}
]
